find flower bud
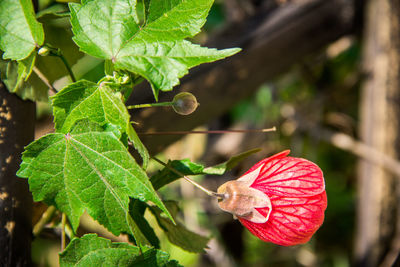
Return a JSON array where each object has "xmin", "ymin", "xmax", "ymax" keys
[
  {"xmin": 172, "ymin": 92, "xmax": 199, "ymax": 115},
  {"xmin": 38, "ymin": 46, "xmax": 50, "ymax": 56}
]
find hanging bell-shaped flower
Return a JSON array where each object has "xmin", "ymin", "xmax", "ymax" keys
[{"xmin": 217, "ymin": 150, "xmax": 327, "ymax": 246}]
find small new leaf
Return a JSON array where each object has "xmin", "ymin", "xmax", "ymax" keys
[
  {"xmin": 17, "ymin": 120, "xmax": 172, "ymax": 237},
  {"xmin": 70, "ymin": 0, "xmax": 240, "ymax": 99},
  {"xmin": 60, "ymin": 234, "xmax": 182, "ymax": 267},
  {"xmin": 0, "ymin": 0, "xmax": 44, "ymax": 60}
]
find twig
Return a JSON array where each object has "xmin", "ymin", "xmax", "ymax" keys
[
  {"xmin": 127, "ymin": 102, "xmax": 173, "ymax": 109},
  {"xmin": 61, "ymin": 213, "xmax": 66, "ymax": 251},
  {"xmin": 138, "ymin": 127, "xmax": 276, "ymax": 135},
  {"xmin": 32, "ymin": 205, "xmax": 57, "ymax": 236},
  {"xmin": 32, "ymin": 67, "xmax": 57, "ymax": 95},
  {"xmin": 321, "ymin": 130, "xmax": 400, "ymax": 177}
]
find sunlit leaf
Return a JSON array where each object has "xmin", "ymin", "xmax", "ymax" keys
[
  {"xmin": 69, "ymin": 0, "xmax": 240, "ymax": 99},
  {"xmin": 0, "ymin": 0, "xmax": 44, "ymax": 60},
  {"xmin": 17, "ymin": 120, "xmax": 172, "ymax": 238},
  {"xmin": 52, "ymin": 80, "xmax": 149, "ymax": 167},
  {"xmin": 60, "ymin": 234, "xmax": 182, "ymax": 267}
]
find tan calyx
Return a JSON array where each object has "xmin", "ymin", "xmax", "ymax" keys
[{"xmin": 217, "ymin": 166, "xmax": 272, "ymax": 224}]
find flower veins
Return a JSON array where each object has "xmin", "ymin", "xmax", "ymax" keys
[{"xmin": 217, "ymin": 150, "xmax": 327, "ymax": 246}]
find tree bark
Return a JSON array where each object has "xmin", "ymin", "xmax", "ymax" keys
[
  {"xmin": 131, "ymin": 0, "xmax": 356, "ymax": 155},
  {"xmin": 355, "ymin": 0, "xmax": 400, "ymax": 266},
  {"xmin": 0, "ymin": 82, "xmax": 35, "ymax": 266}
]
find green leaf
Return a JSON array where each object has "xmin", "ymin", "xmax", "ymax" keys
[
  {"xmin": 129, "ymin": 200, "xmax": 160, "ymax": 248},
  {"xmin": 0, "ymin": 0, "xmax": 44, "ymax": 60},
  {"xmin": 52, "ymin": 80, "xmax": 149, "ymax": 167},
  {"xmin": 128, "ymin": 125, "xmax": 150, "ymax": 169},
  {"xmin": 0, "ymin": 57, "xmax": 48, "ymax": 101},
  {"xmin": 60, "ymin": 234, "xmax": 181, "ymax": 267},
  {"xmin": 52, "ymin": 80, "xmax": 129, "ymax": 133},
  {"xmin": 150, "ymin": 201, "xmax": 209, "ymax": 253},
  {"xmin": 150, "ymin": 148, "xmax": 260, "ymax": 190},
  {"xmin": 203, "ymin": 148, "xmax": 261, "ymax": 175},
  {"xmin": 17, "ymin": 51, "xmax": 36, "ymax": 82},
  {"xmin": 17, "ymin": 120, "xmax": 172, "ymax": 237},
  {"xmin": 116, "ymin": 41, "xmax": 239, "ymax": 98},
  {"xmin": 27, "ymin": 22, "xmax": 84, "ymax": 95},
  {"xmin": 70, "ymin": 0, "xmax": 240, "ymax": 99},
  {"xmin": 150, "ymin": 159, "xmax": 205, "ymax": 190}
]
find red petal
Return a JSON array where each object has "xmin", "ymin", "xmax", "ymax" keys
[
  {"xmin": 243, "ymin": 151, "xmax": 325, "ymax": 197},
  {"xmin": 239, "ymin": 191, "xmax": 327, "ymax": 246}
]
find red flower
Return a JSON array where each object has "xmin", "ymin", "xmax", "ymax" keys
[{"xmin": 217, "ymin": 150, "xmax": 327, "ymax": 246}]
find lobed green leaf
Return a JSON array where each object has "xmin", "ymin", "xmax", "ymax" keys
[
  {"xmin": 17, "ymin": 120, "xmax": 171, "ymax": 238},
  {"xmin": 0, "ymin": 0, "xmax": 44, "ymax": 60},
  {"xmin": 52, "ymin": 80, "xmax": 149, "ymax": 167},
  {"xmin": 70, "ymin": 0, "xmax": 240, "ymax": 99},
  {"xmin": 60, "ymin": 234, "xmax": 182, "ymax": 267},
  {"xmin": 52, "ymin": 80, "xmax": 129, "ymax": 133}
]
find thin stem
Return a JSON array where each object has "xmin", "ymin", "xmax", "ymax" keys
[
  {"xmin": 48, "ymin": 48, "xmax": 76, "ymax": 82},
  {"xmin": 61, "ymin": 213, "xmax": 66, "ymax": 251},
  {"xmin": 126, "ymin": 101, "xmax": 174, "ymax": 109},
  {"xmin": 152, "ymin": 157, "xmax": 225, "ymax": 199},
  {"xmin": 64, "ymin": 220, "xmax": 75, "ymax": 240},
  {"xmin": 33, "ymin": 66, "xmax": 57, "ymax": 95},
  {"xmin": 32, "ymin": 206, "xmax": 57, "ymax": 236},
  {"xmin": 138, "ymin": 127, "xmax": 276, "ymax": 135},
  {"xmin": 58, "ymin": 53, "xmax": 76, "ymax": 82}
]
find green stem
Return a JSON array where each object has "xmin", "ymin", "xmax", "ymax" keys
[
  {"xmin": 59, "ymin": 53, "xmax": 76, "ymax": 82},
  {"xmin": 33, "ymin": 206, "xmax": 57, "ymax": 236},
  {"xmin": 126, "ymin": 101, "xmax": 174, "ymax": 109},
  {"xmin": 65, "ymin": 221, "xmax": 75, "ymax": 240},
  {"xmin": 61, "ymin": 213, "xmax": 66, "ymax": 251},
  {"xmin": 47, "ymin": 47, "xmax": 76, "ymax": 82}
]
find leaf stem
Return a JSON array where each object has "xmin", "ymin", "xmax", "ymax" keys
[
  {"xmin": 33, "ymin": 66, "xmax": 58, "ymax": 95},
  {"xmin": 138, "ymin": 127, "xmax": 277, "ymax": 135},
  {"xmin": 152, "ymin": 157, "xmax": 225, "ymax": 199},
  {"xmin": 61, "ymin": 213, "xmax": 66, "ymax": 251},
  {"xmin": 46, "ymin": 46, "xmax": 77, "ymax": 82},
  {"xmin": 32, "ymin": 205, "xmax": 57, "ymax": 236},
  {"xmin": 58, "ymin": 53, "xmax": 76, "ymax": 82},
  {"xmin": 126, "ymin": 101, "xmax": 174, "ymax": 109}
]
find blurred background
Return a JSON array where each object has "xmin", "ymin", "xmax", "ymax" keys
[{"xmin": 28, "ymin": 0, "xmax": 400, "ymax": 266}]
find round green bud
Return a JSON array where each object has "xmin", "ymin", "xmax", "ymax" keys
[
  {"xmin": 38, "ymin": 46, "xmax": 50, "ymax": 56},
  {"xmin": 172, "ymin": 92, "xmax": 199, "ymax": 115}
]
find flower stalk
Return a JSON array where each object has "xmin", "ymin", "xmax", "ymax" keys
[{"xmin": 152, "ymin": 157, "xmax": 225, "ymax": 199}]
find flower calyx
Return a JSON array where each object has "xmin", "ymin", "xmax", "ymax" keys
[{"xmin": 217, "ymin": 166, "xmax": 272, "ymax": 224}]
